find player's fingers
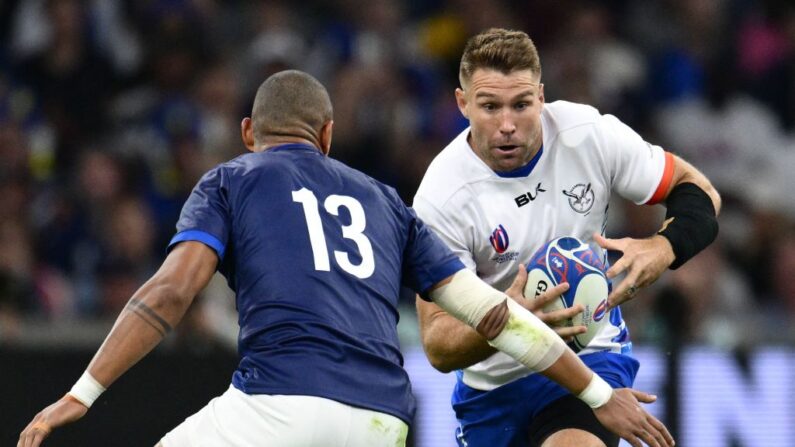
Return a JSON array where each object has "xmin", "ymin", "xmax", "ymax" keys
[
  {"xmin": 20, "ymin": 419, "xmax": 39, "ymax": 447},
  {"xmin": 605, "ymin": 256, "xmax": 630, "ymax": 279},
  {"xmin": 630, "ymin": 388, "xmax": 658, "ymax": 403},
  {"xmin": 22, "ymin": 431, "xmax": 34, "ymax": 447},
  {"xmin": 644, "ymin": 419, "xmax": 671, "ymax": 447},
  {"xmin": 532, "ymin": 283, "xmax": 569, "ymax": 308},
  {"xmin": 648, "ymin": 414, "xmax": 675, "ymax": 446},
  {"xmin": 23, "ymin": 421, "xmax": 49, "ymax": 447},
  {"xmin": 608, "ymin": 277, "xmax": 640, "ymax": 308},
  {"xmin": 637, "ymin": 423, "xmax": 663, "ymax": 447},
  {"xmin": 30, "ymin": 431, "xmax": 47, "ymax": 447},
  {"xmin": 593, "ymin": 233, "xmax": 624, "ymax": 252},
  {"xmin": 505, "ymin": 264, "xmax": 528, "ymax": 298},
  {"xmin": 553, "ymin": 325, "xmax": 587, "ymax": 338},
  {"xmin": 622, "ymin": 433, "xmax": 643, "ymax": 447},
  {"xmin": 542, "ymin": 304, "xmax": 583, "ymax": 323}
]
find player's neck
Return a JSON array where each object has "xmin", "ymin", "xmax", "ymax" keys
[{"xmin": 258, "ymin": 136, "xmax": 321, "ymax": 153}]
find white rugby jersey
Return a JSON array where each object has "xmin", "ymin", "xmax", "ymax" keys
[{"xmin": 413, "ymin": 100, "xmax": 674, "ymax": 390}]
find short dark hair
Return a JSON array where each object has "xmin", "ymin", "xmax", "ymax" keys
[
  {"xmin": 459, "ymin": 28, "xmax": 541, "ymax": 87},
  {"xmin": 251, "ymin": 70, "xmax": 333, "ymax": 144}
]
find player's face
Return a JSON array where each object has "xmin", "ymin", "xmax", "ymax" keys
[{"xmin": 456, "ymin": 69, "xmax": 544, "ymax": 172}]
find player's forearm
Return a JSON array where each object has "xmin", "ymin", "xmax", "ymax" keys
[
  {"xmin": 538, "ymin": 347, "xmax": 592, "ymax": 395},
  {"xmin": 81, "ymin": 242, "xmax": 217, "ymax": 392},
  {"xmin": 672, "ymin": 155, "xmax": 721, "ymax": 215},
  {"xmin": 429, "ymin": 270, "xmax": 566, "ymax": 372},
  {"xmin": 420, "ymin": 312, "xmax": 496, "ymax": 372},
  {"xmin": 85, "ymin": 278, "xmax": 195, "ymax": 389}
]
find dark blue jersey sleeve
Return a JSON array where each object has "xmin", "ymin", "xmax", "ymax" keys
[
  {"xmin": 168, "ymin": 166, "xmax": 231, "ymax": 259},
  {"xmin": 401, "ymin": 204, "xmax": 465, "ymax": 297}
]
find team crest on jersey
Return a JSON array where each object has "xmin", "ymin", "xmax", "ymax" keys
[
  {"xmin": 489, "ymin": 225, "xmax": 519, "ymax": 263},
  {"xmin": 562, "ymin": 183, "xmax": 595, "ymax": 214}
]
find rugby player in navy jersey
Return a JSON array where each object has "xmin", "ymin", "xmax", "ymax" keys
[{"xmin": 19, "ymin": 70, "xmax": 673, "ymax": 447}]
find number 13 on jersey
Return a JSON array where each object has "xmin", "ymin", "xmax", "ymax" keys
[{"xmin": 292, "ymin": 188, "xmax": 375, "ymax": 279}]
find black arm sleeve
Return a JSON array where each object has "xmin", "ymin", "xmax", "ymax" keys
[{"xmin": 658, "ymin": 182, "xmax": 719, "ymax": 269}]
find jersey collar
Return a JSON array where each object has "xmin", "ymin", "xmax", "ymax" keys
[
  {"xmin": 493, "ymin": 145, "xmax": 544, "ymax": 178},
  {"xmin": 267, "ymin": 143, "xmax": 321, "ymax": 154}
]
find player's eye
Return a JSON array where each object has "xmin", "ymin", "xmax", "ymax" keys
[
  {"xmin": 515, "ymin": 102, "xmax": 530, "ymax": 111},
  {"xmin": 481, "ymin": 103, "xmax": 497, "ymax": 111}
]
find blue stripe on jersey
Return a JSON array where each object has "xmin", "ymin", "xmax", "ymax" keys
[
  {"xmin": 494, "ymin": 145, "xmax": 544, "ymax": 178},
  {"xmin": 169, "ymin": 229, "xmax": 226, "ymax": 258}
]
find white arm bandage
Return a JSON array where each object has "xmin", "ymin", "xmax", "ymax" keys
[{"xmin": 428, "ymin": 269, "xmax": 566, "ymax": 372}]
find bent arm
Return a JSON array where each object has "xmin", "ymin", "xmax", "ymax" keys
[
  {"xmin": 427, "ymin": 270, "xmax": 602, "ymax": 402},
  {"xmin": 416, "ymin": 297, "xmax": 496, "ymax": 373},
  {"xmin": 84, "ymin": 241, "xmax": 218, "ymax": 390}
]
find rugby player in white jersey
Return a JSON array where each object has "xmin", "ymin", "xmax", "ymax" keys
[{"xmin": 414, "ymin": 28, "xmax": 720, "ymax": 447}]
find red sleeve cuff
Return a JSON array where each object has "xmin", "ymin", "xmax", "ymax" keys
[{"xmin": 647, "ymin": 151, "xmax": 675, "ymax": 205}]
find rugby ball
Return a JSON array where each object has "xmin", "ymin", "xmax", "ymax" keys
[{"xmin": 524, "ymin": 236, "xmax": 610, "ymax": 352}]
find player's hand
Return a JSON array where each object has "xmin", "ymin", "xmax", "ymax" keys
[
  {"xmin": 504, "ymin": 264, "xmax": 587, "ymax": 341},
  {"xmin": 18, "ymin": 395, "xmax": 88, "ymax": 447},
  {"xmin": 593, "ymin": 388, "xmax": 675, "ymax": 447},
  {"xmin": 593, "ymin": 233, "xmax": 675, "ymax": 308}
]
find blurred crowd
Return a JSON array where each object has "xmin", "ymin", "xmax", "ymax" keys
[{"xmin": 0, "ymin": 0, "xmax": 794, "ymax": 350}]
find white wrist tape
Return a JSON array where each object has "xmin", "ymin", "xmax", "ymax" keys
[
  {"xmin": 429, "ymin": 269, "xmax": 566, "ymax": 371},
  {"xmin": 578, "ymin": 373, "xmax": 614, "ymax": 409},
  {"xmin": 68, "ymin": 371, "xmax": 106, "ymax": 408}
]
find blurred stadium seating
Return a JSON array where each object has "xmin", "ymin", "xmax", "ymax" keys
[{"xmin": 1, "ymin": 1, "xmax": 793, "ymax": 445}]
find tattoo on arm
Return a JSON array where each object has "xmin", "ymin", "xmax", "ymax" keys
[{"xmin": 125, "ymin": 298, "xmax": 173, "ymax": 336}]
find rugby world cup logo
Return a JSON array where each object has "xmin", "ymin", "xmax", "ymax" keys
[
  {"xmin": 489, "ymin": 224, "xmax": 510, "ymax": 254},
  {"xmin": 593, "ymin": 299, "xmax": 608, "ymax": 322}
]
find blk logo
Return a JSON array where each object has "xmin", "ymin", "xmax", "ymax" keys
[
  {"xmin": 489, "ymin": 224, "xmax": 510, "ymax": 254},
  {"xmin": 514, "ymin": 183, "xmax": 547, "ymax": 208}
]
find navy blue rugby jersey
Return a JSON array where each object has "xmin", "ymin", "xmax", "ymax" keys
[{"xmin": 168, "ymin": 143, "xmax": 464, "ymax": 424}]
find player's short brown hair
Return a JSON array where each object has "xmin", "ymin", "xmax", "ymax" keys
[
  {"xmin": 251, "ymin": 70, "xmax": 333, "ymax": 144},
  {"xmin": 459, "ymin": 28, "xmax": 541, "ymax": 87}
]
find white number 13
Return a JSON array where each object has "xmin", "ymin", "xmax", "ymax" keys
[{"xmin": 292, "ymin": 188, "xmax": 375, "ymax": 279}]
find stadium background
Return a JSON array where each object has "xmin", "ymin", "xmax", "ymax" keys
[{"xmin": 0, "ymin": 0, "xmax": 793, "ymax": 445}]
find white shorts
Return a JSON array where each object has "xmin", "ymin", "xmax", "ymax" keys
[{"xmin": 160, "ymin": 385, "xmax": 408, "ymax": 447}]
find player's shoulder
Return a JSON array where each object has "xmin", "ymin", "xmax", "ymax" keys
[
  {"xmin": 415, "ymin": 128, "xmax": 491, "ymax": 207},
  {"xmin": 542, "ymin": 100, "xmax": 604, "ymax": 133},
  {"xmin": 323, "ymin": 155, "xmax": 407, "ymax": 210},
  {"xmin": 542, "ymin": 101, "xmax": 624, "ymax": 154}
]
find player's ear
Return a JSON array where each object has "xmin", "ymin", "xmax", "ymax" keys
[
  {"xmin": 455, "ymin": 88, "xmax": 469, "ymax": 119},
  {"xmin": 241, "ymin": 117, "xmax": 257, "ymax": 152},
  {"xmin": 319, "ymin": 120, "xmax": 333, "ymax": 156}
]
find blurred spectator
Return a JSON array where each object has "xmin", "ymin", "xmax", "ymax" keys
[
  {"xmin": 738, "ymin": 0, "xmax": 795, "ymax": 131},
  {"xmin": 655, "ymin": 65, "xmax": 786, "ymax": 202},
  {"xmin": 14, "ymin": 0, "xmax": 117, "ymax": 173},
  {"xmin": 98, "ymin": 197, "xmax": 159, "ymax": 315},
  {"xmin": 542, "ymin": 2, "xmax": 645, "ymax": 120}
]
